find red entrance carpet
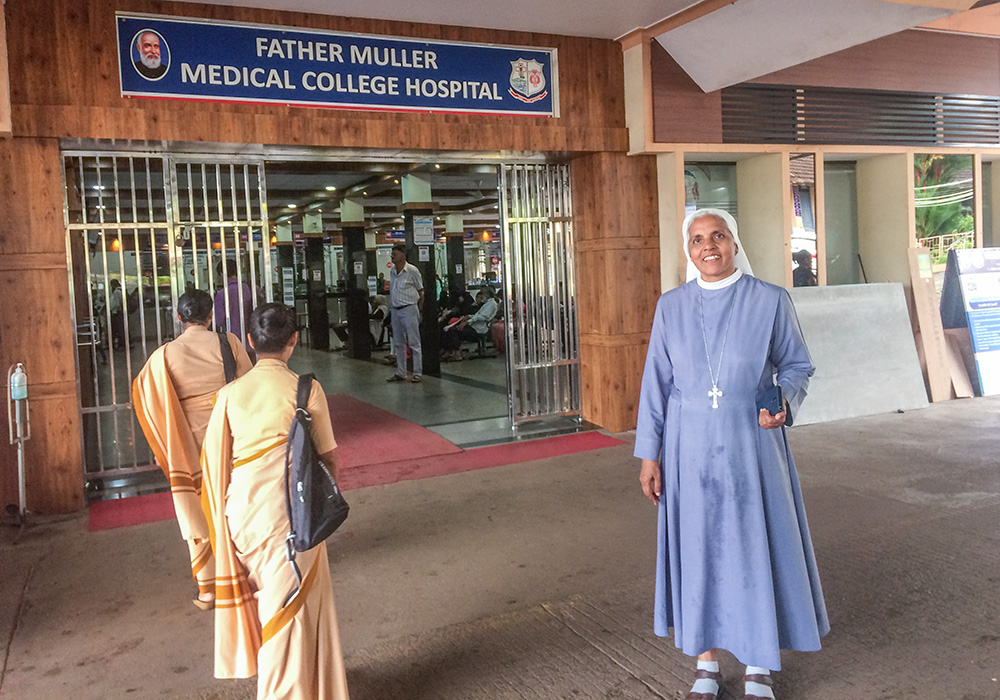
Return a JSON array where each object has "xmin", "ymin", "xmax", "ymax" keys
[
  {"xmin": 88, "ymin": 395, "xmax": 625, "ymax": 531},
  {"xmin": 327, "ymin": 394, "xmax": 463, "ymax": 468},
  {"xmin": 336, "ymin": 430, "xmax": 624, "ymax": 490},
  {"xmin": 89, "ymin": 490, "xmax": 176, "ymax": 532}
]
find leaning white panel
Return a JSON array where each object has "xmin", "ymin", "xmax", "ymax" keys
[{"xmin": 788, "ymin": 283, "xmax": 929, "ymax": 426}]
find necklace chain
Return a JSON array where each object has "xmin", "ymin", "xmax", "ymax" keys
[{"xmin": 698, "ymin": 284, "xmax": 738, "ymax": 408}]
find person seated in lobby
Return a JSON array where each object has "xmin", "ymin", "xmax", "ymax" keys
[
  {"xmin": 438, "ymin": 291, "xmax": 475, "ymax": 337},
  {"xmin": 441, "ymin": 288, "xmax": 499, "ymax": 361},
  {"xmin": 370, "ymin": 294, "xmax": 389, "ymax": 348}
]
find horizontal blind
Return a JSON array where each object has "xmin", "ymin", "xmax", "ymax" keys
[{"xmin": 722, "ymin": 84, "xmax": 1000, "ymax": 146}]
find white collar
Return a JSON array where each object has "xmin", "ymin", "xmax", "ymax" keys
[{"xmin": 697, "ymin": 268, "xmax": 743, "ymax": 290}]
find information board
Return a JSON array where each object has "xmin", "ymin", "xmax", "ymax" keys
[
  {"xmin": 117, "ymin": 13, "xmax": 558, "ymax": 117},
  {"xmin": 940, "ymin": 247, "xmax": 1000, "ymax": 395}
]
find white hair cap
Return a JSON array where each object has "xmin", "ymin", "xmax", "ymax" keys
[{"xmin": 681, "ymin": 208, "xmax": 754, "ymax": 282}]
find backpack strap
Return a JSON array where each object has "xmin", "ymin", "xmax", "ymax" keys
[
  {"xmin": 218, "ymin": 332, "xmax": 237, "ymax": 384},
  {"xmin": 296, "ymin": 373, "xmax": 315, "ymax": 415},
  {"xmin": 283, "ymin": 372, "xmax": 317, "ymax": 605}
]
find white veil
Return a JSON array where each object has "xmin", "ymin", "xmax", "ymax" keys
[{"xmin": 681, "ymin": 208, "xmax": 754, "ymax": 282}]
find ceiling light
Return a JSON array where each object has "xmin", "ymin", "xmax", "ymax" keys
[
  {"xmin": 288, "ymin": 203, "xmax": 297, "ymax": 209},
  {"xmin": 394, "ymin": 179, "xmax": 399, "ymax": 184},
  {"xmin": 363, "ymin": 191, "xmax": 368, "ymax": 196},
  {"xmin": 325, "ymin": 186, "xmax": 336, "ymax": 191},
  {"xmin": 92, "ymin": 185, "xmax": 106, "ymax": 191},
  {"xmin": 435, "ymin": 164, "xmax": 440, "ymax": 169}
]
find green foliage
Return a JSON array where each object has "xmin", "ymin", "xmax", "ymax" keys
[{"xmin": 913, "ymin": 154, "xmax": 973, "ymax": 240}]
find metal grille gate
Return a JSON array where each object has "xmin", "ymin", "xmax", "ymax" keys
[
  {"xmin": 63, "ymin": 152, "xmax": 270, "ymax": 489},
  {"xmin": 499, "ymin": 163, "xmax": 581, "ymax": 422}
]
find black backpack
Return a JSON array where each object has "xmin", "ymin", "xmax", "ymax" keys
[{"xmin": 282, "ymin": 374, "xmax": 349, "ymax": 602}]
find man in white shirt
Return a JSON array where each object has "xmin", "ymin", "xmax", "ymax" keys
[{"xmin": 388, "ymin": 244, "xmax": 425, "ymax": 383}]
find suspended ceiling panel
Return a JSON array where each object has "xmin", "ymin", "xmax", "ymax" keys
[
  {"xmin": 180, "ymin": 0, "xmax": 698, "ymax": 40},
  {"xmin": 654, "ymin": 0, "xmax": 953, "ymax": 92}
]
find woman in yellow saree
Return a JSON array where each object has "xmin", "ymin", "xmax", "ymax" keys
[{"xmin": 201, "ymin": 303, "xmax": 349, "ymax": 700}]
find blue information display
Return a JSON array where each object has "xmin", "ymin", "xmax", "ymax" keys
[
  {"xmin": 117, "ymin": 13, "xmax": 558, "ymax": 117},
  {"xmin": 941, "ymin": 248, "xmax": 1000, "ymax": 395}
]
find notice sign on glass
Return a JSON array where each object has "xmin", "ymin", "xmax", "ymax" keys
[
  {"xmin": 117, "ymin": 13, "xmax": 558, "ymax": 117},
  {"xmin": 413, "ymin": 216, "xmax": 435, "ymax": 245},
  {"xmin": 941, "ymin": 248, "xmax": 1000, "ymax": 395}
]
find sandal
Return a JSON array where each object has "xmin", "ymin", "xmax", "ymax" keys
[
  {"xmin": 743, "ymin": 673, "xmax": 774, "ymax": 700},
  {"xmin": 685, "ymin": 668, "xmax": 722, "ymax": 700},
  {"xmin": 192, "ymin": 597, "xmax": 215, "ymax": 611}
]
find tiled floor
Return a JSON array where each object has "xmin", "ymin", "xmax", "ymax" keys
[
  {"xmin": 290, "ymin": 345, "xmax": 593, "ymax": 447},
  {"xmin": 291, "ymin": 344, "xmax": 506, "ymax": 420}
]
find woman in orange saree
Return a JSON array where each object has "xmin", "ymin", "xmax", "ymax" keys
[{"xmin": 201, "ymin": 303, "xmax": 349, "ymax": 700}]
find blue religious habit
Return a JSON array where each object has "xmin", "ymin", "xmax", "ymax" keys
[{"xmin": 634, "ymin": 271, "xmax": 829, "ymax": 671}]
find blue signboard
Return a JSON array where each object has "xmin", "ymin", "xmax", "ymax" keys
[
  {"xmin": 117, "ymin": 13, "xmax": 558, "ymax": 117},
  {"xmin": 940, "ymin": 247, "xmax": 1000, "ymax": 395}
]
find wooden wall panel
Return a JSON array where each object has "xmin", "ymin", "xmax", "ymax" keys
[
  {"xmin": 0, "ymin": 390, "xmax": 85, "ymax": 514},
  {"xmin": 750, "ymin": 29, "xmax": 1000, "ymax": 96},
  {"xmin": 650, "ymin": 41, "xmax": 722, "ymax": 144},
  {"xmin": 5, "ymin": 0, "xmax": 628, "ymax": 152},
  {"xmin": 0, "ymin": 137, "xmax": 65, "ymax": 256},
  {"xmin": 580, "ymin": 342, "xmax": 650, "ymax": 435},
  {"xmin": 0, "ymin": 137, "xmax": 84, "ymax": 514},
  {"xmin": 572, "ymin": 151, "xmax": 660, "ymax": 432}
]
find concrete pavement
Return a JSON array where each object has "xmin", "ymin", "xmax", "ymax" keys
[{"xmin": 2, "ymin": 397, "xmax": 999, "ymax": 699}]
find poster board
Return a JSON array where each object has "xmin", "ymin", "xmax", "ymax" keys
[
  {"xmin": 939, "ymin": 247, "xmax": 1000, "ymax": 395},
  {"xmin": 413, "ymin": 216, "xmax": 435, "ymax": 245},
  {"xmin": 907, "ymin": 248, "xmax": 951, "ymax": 401}
]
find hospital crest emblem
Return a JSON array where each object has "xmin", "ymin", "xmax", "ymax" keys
[{"xmin": 509, "ymin": 58, "xmax": 547, "ymax": 103}]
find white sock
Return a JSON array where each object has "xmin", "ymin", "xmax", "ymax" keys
[
  {"xmin": 691, "ymin": 660, "xmax": 720, "ymax": 695},
  {"xmin": 745, "ymin": 666, "xmax": 774, "ymax": 699}
]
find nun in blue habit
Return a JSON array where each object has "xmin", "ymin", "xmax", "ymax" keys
[{"xmin": 635, "ymin": 209, "xmax": 829, "ymax": 700}]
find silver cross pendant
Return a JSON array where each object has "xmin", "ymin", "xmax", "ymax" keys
[{"xmin": 708, "ymin": 385, "xmax": 723, "ymax": 409}]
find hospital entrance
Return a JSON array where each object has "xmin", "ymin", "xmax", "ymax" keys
[{"xmin": 62, "ymin": 145, "xmax": 582, "ymax": 500}]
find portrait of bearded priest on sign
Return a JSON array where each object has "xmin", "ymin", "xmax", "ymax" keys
[{"xmin": 133, "ymin": 30, "xmax": 168, "ymax": 80}]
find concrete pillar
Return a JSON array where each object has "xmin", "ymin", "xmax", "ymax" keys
[
  {"xmin": 400, "ymin": 173, "xmax": 440, "ymax": 376},
  {"xmin": 341, "ymin": 198, "xmax": 371, "ymax": 360},
  {"xmin": 304, "ymin": 234, "xmax": 329, "ymax": 351},
  {"xmin": 445, "ymin": 213, "xmax": 466, "ymax": 302},
  {"xmin": 856, "ymin": 153, "xmax": 915, "ymax": 290},
  {"xmin": 986, "ymin": 160, "xmax": 1000, "ymax": 248},
  {"xmin": 655, "ymin": 152, "xmax": 686, "ymax": 291},
  {"xmin": 622, "ymin": 37, "xmax": 651, "ymax": 155},
  {"xmin": 364, "ymin": 230, "xmax": 377, "ymax": 294},
  {"xmin": 274, "ymin": 222, "xmax": 295, "ymax": 306},
  {"xmin": 736, "ymin": 153, "xmax": 792, "ymax": 286},
  {"xmin": 401, "ymin": 207, "xmax": 440, "ymax": 377}
]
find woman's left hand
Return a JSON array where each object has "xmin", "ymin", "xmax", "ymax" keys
[{"xmin": 758, "ymin": 407, "xmax": 787, "ymax": 429}]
